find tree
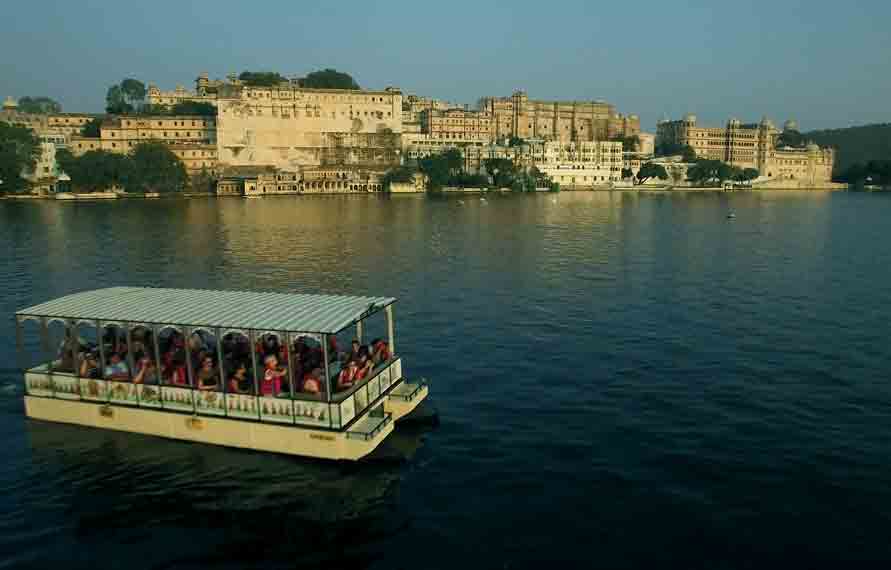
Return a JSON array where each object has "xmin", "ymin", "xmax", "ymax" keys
[
  {"xmin": 835, "ymin": 160, "xmax": 891, "ymax": 186},
  {"xmin": 381, "ymin": 165, "xmax": 418, "ymax": 187},
  {"xmin": 636, "ymin": 162, "xmax": 669, "ymax": 184},
  {"xmin": 170, "ymin": 101, "xmax": 216, "ymax": 116},
  {"xmin": 299, "ymin": 69, "xmax": 360, "ymax": 90},
  {"xmin": 81, "ymin": 118, "xmax": 102, "ymax": 138},
  {"xmin": 126, "ymin": 142, "xmax": 187, "ymax": 193},
  {"xmin": 0, "ymin": 121, "xmax": 40, "ymax": 193},
  {"xmin": 741, "ymin": 168, "xmax": 759, "ymax": 182},
  {"xmin": 189, "ymin": 168, "xmax": 216, "ymax": 193},
  {"xmin": 611, "ymin": 135, "xmax": 640, "ymax": 152},
  {"xmin": 106, "ymin": 78, "xmax": 146, "ymax": 114},
  {"xmin": 238, "ymin": 71, "xmax": 288, "ymax": 87},
  {"xmin": 776, "ymin": 130, "xmax": 805, "ymax": 148},
  {"xmin": 655, "ymin": 140, "xmax": 697, "ymax": 162},
  {"xmin": 621, "ymin": 167, "xmax": 633, "ymax": 180},
  {"xmin": 419, "ymin": 148, "xmax": 463, "ymax": 190},
  {"xmin": 686, "ymin": 159, "xmax": 735, "ymax": 186},
  {"xmin": 56, "ymin": 148, "xmax": 130, "ymax": 192},
  {"xmin": 483, "ymin": 158, "xmax": 518, "ymax": 187},
  {"xmin": 507, "ymin": 136, "xmax": 525, "ymax": 147},
  {"xmin": 17, "ymin": 96, "xmax": 62, "ymax": 114}
]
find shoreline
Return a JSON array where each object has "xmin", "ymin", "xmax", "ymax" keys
[{"xmin": 0, "ymin": 185, "xmax": 871, "ymax": 201}]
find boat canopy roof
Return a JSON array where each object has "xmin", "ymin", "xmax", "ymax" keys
[{"xmin": 16, "ymin": 287, "xmax": 396, "ymax": 334}]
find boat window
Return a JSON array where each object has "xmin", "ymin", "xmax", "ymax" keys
[
  {"xmin": 158, "ymin": 326, "xmax": 187, "ymax": 386},
  {"xmin": 221, "ymin": 331, "xmax": 254, "ymax": 396},
  {"xmin": 74, "ymin": 322, "xmax": 100, "ymax": 380},
  {"xmin": 189, "ymin": 328, "xmax": 221, "ymax": 392},
  {"xmin": 255, "ymin": 332, "xmax": 289, "ymax": 398},
  {"xmin": 101, "ymin": 324, "xmax": 130, "ymax": 381},
  {"xmin": 288, "ymin": 332, "xmax": 327, "ymax": 401},
  {"xmin": 47, "ymin": 319, "xmax": 77, "ymax": 376},
  {"xmin": 129, "ymin": 324, "xmax": 160, "ymax": 386}
]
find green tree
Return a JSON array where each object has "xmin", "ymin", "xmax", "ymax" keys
[
  {"xmin": 621, "ymin": 167, "xmax": 633, "ymax": 180},
  {"xmin": 776, "ymin": 130, "xmax": 805, "ymax": 148},
  {"xmin": 81, "ymin": 118, "xmax": 102, "ymax": 137},
  {"xmin": 56, "ymin": 148, "xmax": 130, "ymax": 192},
  {"xmin": 189, "ymin": 168, "xmax": 216, "ymax": 193},
  {"xmin": 507, "ymin": 136, "xmax": 525, "ymax": 147},
  {"xmin": 0, "ymin": 121, "xmax": 40, "ymax": 193},
  {"xmin": 636, "ymin": 162, "xmax": 668, "ymax": 184},
  {"xmin": 655, "ymin": 140, "xmax": 697, "ymax": 162},
  {"xmin": 238, "ymin": 71, "xmax": 288, "ymax": 87},
  {"xmin": 299, "ymin": 69, "xmax": 360, "ymax": 90},
  {"xmin": 805, "ymin": 123, "xmax": 891, "ymax": 176},
  {"xmin": 17, "ymin": 96, "xmax": 62, "ymax": 114},
  {"xmin": 612, "ymin": 135, "xmax": 640, "ymax": 152},
  {"xmin": 686, "ymin": 159, "xmax": 735, "ymax": 186},
  {"xmin": 483, "ymin": 158, "xmax": 518, "ymax": 187},
  {"xmin": 381, "ymin": 165, "xmax": 418, "ymax": 187},
  {"xmin": 170, "ymin": 101, "xmax": 216, "ymax": 116},
  {"xmin": 106, "ymin": 78, "xmax": 146, "ymax": 114},
  {"xmin": 741, "ymin": 168, "xmax": 759, "ymax": 182},
  {"xmin": 126, "ymin": 142, "xmax": 187, "ymax": 193},
  {"xmin": 419, "ymin": 148, "xmax": 463, "ymax": 190}
]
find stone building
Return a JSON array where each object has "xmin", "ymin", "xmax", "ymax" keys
[
  {"xmin": 68, "ymin": 115, "xmax": 218, "ymax": 175},
  {"xmin": 215, "ymin": 165, "xmax": 384, "ymax": 196},
  {"xmin": 2, "ymin": 97, "xmax": 98, "ymax": 141},
  {"xmin": 656, "ymin": 115, "xmax": 835, "ymax": 185},
  {"xmin": 147, "ymin": 73, "xmax": 222, "ymax": 108},
  {"xmin": 529, "ymin": 140, "xmax": 625, "ymax": 187},
  {"xmin": 421, "ymin": 108, "xmax": 493, "ymax": 143},
  {"xmin": 214, "ymin": 83, "xmax": 402, "ymax": 171},
  {"xmin": 477, "ymin": 90, "xmax": 640, "ymax": 143}
]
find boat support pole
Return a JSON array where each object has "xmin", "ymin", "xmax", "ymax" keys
[
  {"xmin": 15, "ymin": 317, "xmax": 24, "ymax": 376},
  {"xmin": 215, "ymin": 327, "xmax": 227, "ymax": 417},
  {"xmin": 386, "ymin": 305, "xmax": 396, "ymax": 355},
  {"xmin": 249, "ymin": 330, "xmax": 260, "ymax": 420}
]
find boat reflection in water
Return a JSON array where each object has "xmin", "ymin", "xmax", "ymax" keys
[{"xmin": 23, "ymin": 411, "xmax": 436, "ymax": 568}]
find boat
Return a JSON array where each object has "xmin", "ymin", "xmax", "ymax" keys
[{"xmin": 15, "ymin": 287, "xmax": 429, "ymax": 461}]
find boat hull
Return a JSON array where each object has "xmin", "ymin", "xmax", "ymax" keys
[{"xmin": 23, "ymin": 395, "xmax": 398, "ymax": 461}]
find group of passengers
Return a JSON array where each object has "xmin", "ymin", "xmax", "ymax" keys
[
  {"xmin": 336, "ymin": 338, "xmax": 391, "ymax": 390},
  {"xmin": 56, "ymin": 326, "xmax": 392, "ymax": 398}
]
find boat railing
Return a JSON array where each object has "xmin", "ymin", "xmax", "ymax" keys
[{"xmin": 23, "ymin": 356, "xmax": 405, "ymax": 432}]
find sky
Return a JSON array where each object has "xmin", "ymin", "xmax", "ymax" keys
[{"xmin": 1, "ymin": 0, "xmax": 889, "ymax": 132}]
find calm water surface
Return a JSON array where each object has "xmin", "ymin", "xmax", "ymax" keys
[{"xmin": 1, "ymin": 191, "xmax": 890, "ymax": 568}]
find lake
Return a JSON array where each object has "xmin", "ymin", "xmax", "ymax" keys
[{"xmin": 1, "ymin": 191, "xmax": 890, "ymax": 568}]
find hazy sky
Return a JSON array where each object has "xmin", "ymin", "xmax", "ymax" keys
[{"xmin": 1, "ymin": 0, "xmax": 888, "ymax": 132}]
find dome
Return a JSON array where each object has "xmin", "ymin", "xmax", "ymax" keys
[
  {"xmin": 806, "ymin": 142, "xmax": 819, "ymax": 151},
  {"xmin": 760, "ymin": 115, "xmax": 775, "ymax": 128},
  {"xmin": 683, "ymin": 114, "xmax": 697, "ymax": 124},
  {"xmin": 783, "ymin": 119, "xmax": 799, "ymax": 132},
  {"xmin": 728, "ymin": 118, "xmax": 741, "ymax": 127},
  {"xmin": 2, "ymin": 96, "xmax": 17, "ymax": 110}
]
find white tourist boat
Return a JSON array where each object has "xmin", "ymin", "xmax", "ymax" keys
[{"xmin": 16, "ymin": 287, "xmax": 429, "ymax": 461}]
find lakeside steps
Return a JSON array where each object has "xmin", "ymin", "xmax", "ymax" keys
[{"xmin": 16, "ymin": 287, "xmax": 429, "ymax": 461}]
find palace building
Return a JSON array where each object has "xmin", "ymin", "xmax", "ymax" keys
[
  {"xmin": 656, "ymin": 115, "xmax": 835, "ymax": 185},
  {"xmin": 478, "ymin": 90, "xmax": 640, "ymax": 143}
]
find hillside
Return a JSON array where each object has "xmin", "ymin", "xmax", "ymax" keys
[{"xmin": 803, "ymin": 123, "xmax": 891, "ymax": 175}]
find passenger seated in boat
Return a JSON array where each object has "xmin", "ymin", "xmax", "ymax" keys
[
  {"xmin": 133, "ymin": 356, "xmax": 159, "ymax": 384},
  {"xmin": 228, "ymin": 362, "xmax": 252, "ymax": 394},
  {"xmin": 302, "ymin": 367, "xmax": 323, "ymax": 394},
  {"xmin": 196, "ymin": 356, "xmax": 219, "ymax": 390},
  {"xmin": 104, "ymin": 353, "xmax": 130, "ymax": 380},
  {"xmin": 79, "ymin": 351, "xmax": 101, "ymax": 379},
  {"xmin": 355, "ymin": 354, "xmax": 373, "ymax": 381},
  {"xmin": 337, "ymin": 360, "xmax": 359, "ymax": 390},
  {"xmin": 162, "ymin": 349, "xmax": 187, "ymax": 385},
  {"xmin": 371, "ymin": 339, "xmax": 391, "ymax": 365},
  {"xmin": 346, "ymin": 339, "xmax": 362, "ymax": 363},
  {"xmin": 260, "ymin": 355, "xmax": 286, "ymax": 396}
]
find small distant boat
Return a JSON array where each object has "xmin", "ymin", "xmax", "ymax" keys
[{"xmin": 727, "ymin": 213, "xmax": 736, "ymax": 219}]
